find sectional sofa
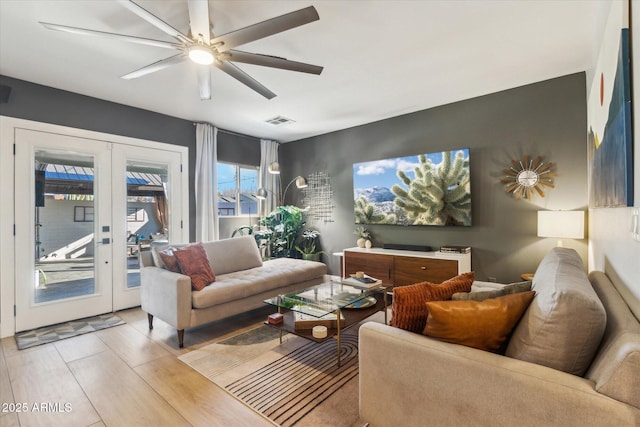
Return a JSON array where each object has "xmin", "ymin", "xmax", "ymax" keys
[{"xmin": 359, "ymin": 248, "xmax": 640, "ymax": 426}]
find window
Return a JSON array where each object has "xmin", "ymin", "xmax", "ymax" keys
[
  {"xmin": 217, "ymin": 162, "xmax": 259, "ymax": 216},
  {"xmin": 73, "ymin": 206, "xmax": 94, "ymax": 222}
]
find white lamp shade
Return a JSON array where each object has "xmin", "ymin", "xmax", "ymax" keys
[
  {"xmin": 295, "ymin": 176, "xmax": 308, "ymax": 188},
  {"xmin": 537, "ymin": 211, "xmax": 584, "ymax": 239},
  {"xmin": 268, "ymin": 162, "xmax": 280, "ymax": 174},
  {"xmin": 256, "ymin": 188, "xmax": 267, "ymax": 200}
]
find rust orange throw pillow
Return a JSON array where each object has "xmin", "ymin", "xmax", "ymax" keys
[
  {"xmin": 173, "ymin": 242, "xmax": 216, "ymax": 291},
  {"xmin": 391, "ymin": 272, "xmax": 474, "ymax": 333},
  {"xmin": 424, "ymin": 291, "xmax": 536, "ymax": 352}
]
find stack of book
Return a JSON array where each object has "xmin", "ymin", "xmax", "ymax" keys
[
  {"xmin": 341, "ymin": 274, "xmax": 383, "ymax": 289},
  {"xmin": 293, "ymin": 305, "xmax": 345, "ymax": 330},
  {"xmin": 439, "ymin": 245, "xmax": 471, "ymax": 254}
]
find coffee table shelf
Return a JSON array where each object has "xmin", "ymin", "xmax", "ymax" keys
[
  {"xmin": 264, "ymin": 295, "xmax": 386, "ymax": 343},
  {"xmin": 264, "ymin": 280, "xmax": 388, "ymax": 366}
]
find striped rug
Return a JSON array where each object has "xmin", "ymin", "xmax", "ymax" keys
[
  {"xmin": 228, "ymin": 333, "xmax": 359, "ymax": 426},
  {"xmin": 179, "ymin": 315, "xmax": 380, "ymax": 426}
]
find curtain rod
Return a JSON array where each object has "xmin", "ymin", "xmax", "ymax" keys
[{"xmin": 192, "ymin": 122, "xmax": 281, "ymax": 143}]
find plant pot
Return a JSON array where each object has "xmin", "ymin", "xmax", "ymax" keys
[
  {"xmin": 357, "ymin": 238, "xmax": 366, "ymax": 248},
  {"xmin": 302, "ymin": 253, "xmax": 321, "ymax": 262}
]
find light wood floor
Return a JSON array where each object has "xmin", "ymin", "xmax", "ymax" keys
[{"xmin": 0, "ymin": 306, "xmax": 277, "ymax": 427}]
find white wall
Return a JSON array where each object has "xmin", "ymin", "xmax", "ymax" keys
[
  {"xmin": 588, "ymin": 0, "xmax": 640, "ymax": 318},
  {"xmin": 38, "ymin": 200, "xmax": 95, "ymax": 259}
]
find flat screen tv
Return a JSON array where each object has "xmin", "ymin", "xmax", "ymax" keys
[{"xmin": 353, "ymin": 148, "xmax": 471, "ymax": 226}]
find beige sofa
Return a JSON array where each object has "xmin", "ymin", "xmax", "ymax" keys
[
  {"xmin": 359, "ymin": 248, "xmax": 640, "ymax": 426},
  {"xmin": 140, "ymin": 236, "xmax": 327, "ymax": 347}
]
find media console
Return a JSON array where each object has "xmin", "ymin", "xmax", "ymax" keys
[{"xmin": 343, "ymin": 247, "xmax": 471, "ymax": 287}]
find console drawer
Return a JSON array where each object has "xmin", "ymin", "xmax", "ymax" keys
[
  {"xmin": 393, "ymin": 256, "xmax": 458, "ymax": 286},
  {"xmin": 344, "ymin": 252, "xmax": 393, "ymax": 283}
]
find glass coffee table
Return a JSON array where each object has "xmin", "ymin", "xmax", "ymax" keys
[{"xmin": 264, "ymin": 278, "xmax": 388, "ymax": 366}]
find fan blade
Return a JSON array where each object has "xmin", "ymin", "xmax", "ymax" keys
[
  {"xmin": 215, "ymin": 61, "xmax": 276, "ymax": 99},
  {"xmin": 196, "ymin": 65, "xmax": 211, "ymax": 100},
  {"xmin": 117, "ymin": 0, "xmax": 191, "ymax": 44},
  {"xmin": 227, "ymin": 50, "xmax": 323, "ymax": 74},
  {"xmin": 40, "ymin": 22, "xmax": 182, "ymax": 50},
  {"xmin": 211, "ymin": 6, "xmax": 319, "ymax": 52},
  {"xmin": 121, "ymin": 53, "xmax": 187, "ymax": 79},
  {"xmin": 187, "ymin": 0, "xmax": 211, "ymax": 41}
]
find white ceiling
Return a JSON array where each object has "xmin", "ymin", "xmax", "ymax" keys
[{"xmin": 0, "ymin": 0, "xmax": 603, "ymax": 143}]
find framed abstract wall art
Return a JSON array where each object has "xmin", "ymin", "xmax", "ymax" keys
[{"xmin": 587, "ymin": 0, "xmax": 633, "ymax": 208}]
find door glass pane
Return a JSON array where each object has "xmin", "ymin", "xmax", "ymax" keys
[
  {"xmin": 34, "ymin": 151, "xmax": 96, "ymax": 303},
  {"xmin": 126, "ymin": 162, "xmax": 169, "ymax": 288}
]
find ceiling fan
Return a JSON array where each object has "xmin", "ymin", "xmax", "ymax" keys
[{"xmin": 40, "ymin": 0, "xmax": 323, "ymax": 100}]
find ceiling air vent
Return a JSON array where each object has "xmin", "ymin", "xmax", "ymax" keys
[{"xmin": 265, "ymin": 116, "xmax": 296, "ymax": 126}]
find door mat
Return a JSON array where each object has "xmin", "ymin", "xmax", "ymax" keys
[
  {"xmin": 15, "ymin": 313, "xmax": 125, "ymax": 350},
  {"xmin": 180, "ymin": 311, "xmax": 385, "ymax": 426}
]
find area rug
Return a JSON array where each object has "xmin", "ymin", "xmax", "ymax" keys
[
  {"xmin": 14, "ymin": 313, "xmax": 125, "ymax": 350},
  {"xmin": 180, "ymin": 313, "xmax": 384, "ymax": 426}
]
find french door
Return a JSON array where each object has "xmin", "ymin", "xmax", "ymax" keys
[
  {"xmin": 14, "ymin": 128, "xmax": 185, "ymax": 331},
  {"xmin": 111, "ymin": 145, "xmax": 183, "ymax": 310}
]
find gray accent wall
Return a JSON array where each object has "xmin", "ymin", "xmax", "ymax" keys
[{"xmin": 281, "ymin": 73, "xmax": 588, "ymax": 282}]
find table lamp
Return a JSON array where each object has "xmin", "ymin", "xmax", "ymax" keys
[{"xmin": 537, "ymin": 210, "xmax": 584, "ymax": 247}]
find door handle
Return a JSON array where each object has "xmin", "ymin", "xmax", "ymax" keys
[{"xmin": 96, "ymin": 238, "xmax": 111, "ymax": 245}]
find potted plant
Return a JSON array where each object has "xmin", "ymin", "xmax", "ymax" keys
[
  {"xmin": 354, "ymin": 226, "xmax": 372, "ymax": 248},
  {"xmin": 259, "ymin": 205, "xmax": 306, "ymax": 258},
  {"xmin": 295, "ymin": 229, "xmax": 326, "ymax": 261}
]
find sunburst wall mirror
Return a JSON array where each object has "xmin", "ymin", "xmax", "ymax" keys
[{"xmin": 501, "ymin": 155, "xmax": 555, "ymax": 200}]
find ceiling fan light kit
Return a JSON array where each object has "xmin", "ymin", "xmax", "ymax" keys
[
  {"xmin": 188, "ymin": 43, "xmax": 214, "ymax": 65},
  {"xmin": 40, "ymin": 0, "xmax": 323, "ymax": 100}
]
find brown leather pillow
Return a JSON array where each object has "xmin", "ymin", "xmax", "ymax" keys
[
  {"xmin": 391, "ymin": 272, "xmax": 474, "ymax": 333},
  {"xmin": 423, "ymin": 291, "xmax": 536, "ymax": 352},
  {"xmin": 173, "ymin": 242, "xmax": 216, "ymax": 291},
  {"xmin": 159, "ymin": 247, "xmax": 181, "ymax": 273}
]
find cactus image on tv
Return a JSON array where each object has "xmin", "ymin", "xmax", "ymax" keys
[{"xmin": 353, "ymin": 148, "xmax": 471, "ymax": 226}]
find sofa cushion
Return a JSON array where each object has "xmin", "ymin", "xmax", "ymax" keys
[
  {"xmin": 452, "ymin": 281, "xmax": 531, "ymax": 301},
  {"xmin": 191, "ymin": 258, "xmax": 326, "ymax": 309},
  {"xmin": 391, "ymin": 272, "xmax": 474, "ymax": 333},
  {"xmin": 202, "ymin": 236, "xmax": 263, "ymax": 276},
  {"xmin": 424, "ymin": 291, "xmax": 535, "ymax": 352},
  {"xmin": 173, "ymin": 242, "xmax": 216, "ymax": 291},
  {"xmin": 151, "ymin": 243, "xmax": 186, "ymax": 269},
  {"xmin": 586, "ymin": 271, "xmax": 640, "ymax": 408},
  {"xmin": 158, "ymin": 247, "xmax": 181, "ymax": 273},
  {"xmin": 506, "ymin": 248, "xmax": 607, "ymax": 376}
]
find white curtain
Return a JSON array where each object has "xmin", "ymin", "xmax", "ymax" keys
[
  {"xmin": 259, "ymin": 139, "xmax": 279, "ymax": 216},
  {"xmin": 195, "ymin": 124, "xmax": 219, "ymax": 241}
]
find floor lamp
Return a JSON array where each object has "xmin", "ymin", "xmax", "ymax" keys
[{"xmin": 257, "ymin": 161, "xmax": 307, "ymax": 206}]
